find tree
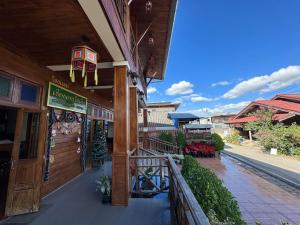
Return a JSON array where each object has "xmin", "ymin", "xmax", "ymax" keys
[
  {"xmin": 245, "ymin": 108, "xmax": 300, "ymax": 155},
  {"xmin": 92, "ymin": 124, "xmax": 107, "ymax": 166}
]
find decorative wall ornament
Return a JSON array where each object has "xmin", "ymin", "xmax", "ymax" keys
[
  {"xmin": 80, "ymin": 114, "xmax": 88, "ymax": 171},
  {"xmin": 69, "ymin": 46, "xmax": 98, "ymax": 87},
  {"xmin": 44, "ymin": 107, "xmax": 56, "ymax": 181},
  {"xmin": 44, "ymin": 109, "xmax": 83, "ymax": 181}
]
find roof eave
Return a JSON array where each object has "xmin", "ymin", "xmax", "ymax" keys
[{"xmin": 160, "ymin": 0, "xmax": 178, "ymax": 80}]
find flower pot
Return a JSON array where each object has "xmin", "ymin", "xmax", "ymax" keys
[{"xmin": 102, "ymin": 194, "xmax": 111, "ymax": 204}]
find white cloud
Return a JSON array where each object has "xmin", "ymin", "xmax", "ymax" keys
[
  {"xmin": 147, "ymin": 87, "xmax": 157, "ymax": 94},
  {"xmin": 222, "ymin": 65, "xmax": 300, "ymax": 99},
  {"xmin": 196, "ymin": 101, "xmax": 250, "ymax": 116},
  {"xmin": 211, "ymin": 81, "xmax": 230, "ymax": 87},
  {"xmin": 175, "ymin": 94, "xmax": 212, "ymax": 103},
  {"xmin": 166, "ymin": 81, "xmax": 194, "ymax": 96},
  {"xmin": 190, "ymin": 96, "xmax": 213, "ymax": 102}
]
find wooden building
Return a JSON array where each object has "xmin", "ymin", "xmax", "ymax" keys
[
  {"xmin": 226, "ymin": 94, "xmax": 300, "ymax": 139},
  {"xmin": 0, "ymin": 0, "xmax": 177, "ymax": 218}
]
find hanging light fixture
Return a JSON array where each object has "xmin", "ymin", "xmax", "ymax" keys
[
  {"xmin": 148, "ymin": 33, "xmax": 154, "ymax": 46},
  {"xmin": 145, "ymin": 0, "xmax": 152, "ymax": 13},
  {"xmin": 69, "ymin": 46, "xmax": 98, "ymax": 87}
]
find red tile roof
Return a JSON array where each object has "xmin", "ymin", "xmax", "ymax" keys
[
  {"xmin": 272, "ymin": 94, "xmax": 300, "ymax": 101},
  {"xmin": 227, "ymin": 113, "xmax": 292, "ymax": 124},
  {"xmin": 254, "ymin": 100, "xmax": 300, "ymax": 113}
]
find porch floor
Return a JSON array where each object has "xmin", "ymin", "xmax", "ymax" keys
[{"xmin": 1, "ymin": 162, "xmax": 170, "ymax": 225}]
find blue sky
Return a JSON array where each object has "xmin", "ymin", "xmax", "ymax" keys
[{"xmin": 147, "ymin": 0, "xmax": 300, "ymax": 116}]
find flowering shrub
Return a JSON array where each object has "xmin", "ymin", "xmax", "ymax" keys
[{"xmin": 184, "ymin": 143, "xmax": 215, "ymax": 157}]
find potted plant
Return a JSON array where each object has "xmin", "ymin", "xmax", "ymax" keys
[{"xmin": 96, "ymin": 176, "xmax": 111, "ymax": 203}]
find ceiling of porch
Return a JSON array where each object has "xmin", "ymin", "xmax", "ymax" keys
[
  {"xmin": 130, "ymin": 0, "xmax": 176, "ymax": 80},
  {"xmin": 0, "ymin": 0, "xmax": 113, "ymax": 65}
]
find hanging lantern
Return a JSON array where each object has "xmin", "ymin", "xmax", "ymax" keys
[{"xmin": 69, "ymin": 46, "xmax": 98, "ymax": 87}]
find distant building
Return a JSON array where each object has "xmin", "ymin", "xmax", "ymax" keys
[
  {"xmin": 138, "ymin": 102, "xmax": 180, "ymax": 130},
  {"xmin": 168, "ymin": 112, "xmax": 200, "ymax": 128},
  {"xmin": 226, "ymin": 94, "xmax": 300, "ymax": 139}
]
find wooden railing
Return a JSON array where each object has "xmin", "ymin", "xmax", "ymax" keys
[
  {"xmin": 129, "ymin": 148, "xmax": 169, "ymax": 195},
  {"xmin": 129, "ymin": 148, "xmax": 210, "ymax": 225},
  {"xmin": 139, "ymin": 137, "xmax": 180, "ymax": 155},
  {"xmin": 168, "ymin": 156, "xmax": 210, "ymax": 225}
]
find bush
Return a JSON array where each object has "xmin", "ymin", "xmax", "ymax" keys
[
  {"xmin": 224, "ymin": 131, "xmax": 240, "ymax": 145},
  {"xmin": 182, "ymin": 156, "xmax": 245, "ymax": 225},
  {"xmin": 159, "ymin": 132, "xmax": 174, "ymax": 144},
  {"xmin": 212, "ymin": 133, "xmax": 225, "ymax": 151},
  {"xmin": 176, "ymin": 131, "xmax": 186, "ymax": 149},
  {"xmin": 291, "ymin": 147, "xmax": 300, "ymax": 156}
]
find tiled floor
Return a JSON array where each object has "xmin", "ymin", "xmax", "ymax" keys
[
  {"xmin": 0, "ymin": 162, "xmax": 170, "ymax": 225},
  {"xmin": 197, "ymin": 155, "xmax": 300, "ymax": 225}
]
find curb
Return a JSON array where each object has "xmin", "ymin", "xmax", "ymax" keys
[{"xmin": 222, "ymin": 151, "xmax": 300, "ymax": 190}]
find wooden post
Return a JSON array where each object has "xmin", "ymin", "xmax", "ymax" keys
[
  {"xmin": 112, "ymin": 65, "xmax": 129, "ymax": 206},
  {"xmin": 130, "ymin": 87, "xmax": 138, "ymax": 152},
  {"xmin": 143, "ymin": 108, "xmax": 149, "ymax": 148},
  {"xmin": 249, "ymin": 130, "xmax": 253, "ymax": 142}
]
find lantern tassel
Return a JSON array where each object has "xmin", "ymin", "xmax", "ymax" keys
[
  {"xmin": 69, "ymin": 63, "xmax": 73, "ymax": 78},
  {"xmin": 84, "ymin": 73, "xmax": 87, "ymax": 87},
  {"xmin": 71, "ymin": 69, "xmax": 75, "ymax": 83},
  {"xmin": 82, "ymin": 62, "xmax": 85, "ymax": 78},
  {"xmin": 94, "ymin": 69, "xmax": 98, "ymax": 85}
]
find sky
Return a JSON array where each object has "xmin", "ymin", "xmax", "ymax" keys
[{"xmin": 147, "ymin": 0, "xmax": 300, "ymax": 117}]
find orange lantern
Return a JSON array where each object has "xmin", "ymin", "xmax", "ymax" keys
[{"xmin": 69, "ymin": 46, "xmax": 98, "ymax": 87}]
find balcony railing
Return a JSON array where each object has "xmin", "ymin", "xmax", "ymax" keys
[
  {"xmin": 129, "ymin": 145, "xmax": 210, "ymax": 225},
  {"xmin": 139, "ymin": 137, "xmax": 180, "ymax": 155}
]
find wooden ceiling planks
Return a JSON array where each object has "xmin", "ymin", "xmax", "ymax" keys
[
  {"xmin": 0, "ymin": 0, "xmax": 113, "ymax": 66},
  {"xmin": 130, "ymin": 0, "xmax": 173, "ymax": 80}
]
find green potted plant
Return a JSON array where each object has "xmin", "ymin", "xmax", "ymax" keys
[{"xmin": 96, "ymin": 176, "xmax": 111, "ymax": 203}]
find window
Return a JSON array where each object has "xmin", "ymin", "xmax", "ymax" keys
[
  {"xmin": 0, "ymin": 74, "xmax": 13, "ymax": 101},
  {"xmin": 20, "ymin": 81, "xmax": 38, "ymax": 103}
]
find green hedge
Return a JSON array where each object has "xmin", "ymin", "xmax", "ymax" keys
[
  {"xmin": 212, "ymin": 133, "xmax": 225, "ymax": 151},
  {"xmin": 181, "ymin": 156, "xmax": 246, "ymax": 225}
]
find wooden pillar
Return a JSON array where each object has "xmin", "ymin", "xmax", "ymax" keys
[
  {"xmin": 112, "ymin": 65, "xmax": 129, "ymax": 206},
  {"xmin": 130, "ymin": 87, "xmax": 138, "ymax": 151},
  {"xmin": 143, "ymin": 108, "xmax": 149, "ymax": 148}
]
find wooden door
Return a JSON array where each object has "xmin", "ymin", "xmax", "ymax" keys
[{"xmin": 5, "ymin": 109, "xmax": 47, "ymax": 216}]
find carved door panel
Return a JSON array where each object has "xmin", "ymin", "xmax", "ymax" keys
[{"xmin": 5, "ymin": 109, "xmax": 46, "ymax": 216}]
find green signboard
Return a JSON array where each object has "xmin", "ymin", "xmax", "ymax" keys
[{"xmin": 47, "ymin": 82, "xmax": 87, "ymax": 114}]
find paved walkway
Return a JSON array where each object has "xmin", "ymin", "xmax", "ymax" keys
[
  {"xmin": 224, "ymin": 143, "xmax": 300, "ymax": 188},
  {"xmin": 0, "ymin": 162, "xmax": 170, "ymax": 225},
  {"xmin": 197, "ymin": 155, "xmax": 300, "ymax": 225}
]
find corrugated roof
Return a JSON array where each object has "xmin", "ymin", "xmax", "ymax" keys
[
  {"xmin": 185, "ymin": 124, "xmax": 212, "ymax": 129},
  {"xmin": 168, "ymin": 113, "xmax": 199, "ymax": 119}
]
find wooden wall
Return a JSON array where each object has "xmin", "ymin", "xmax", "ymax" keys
[
  {"xmin": 41, "ymin": 109, "xmax": 82, "ymax": 196},
  {"xmin": 0, "ymin": 44, "xmax": 113, "ymax": 197}
]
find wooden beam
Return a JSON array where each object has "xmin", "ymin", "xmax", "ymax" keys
[
  {"xmin": 130, "ymin": 87, "xmax": 138, "ymax": 152},
  {"xmin": 112, "ymin": 65, "xmax": 129, "ymax": 206},
  {"xmin": 85, "ymin": 85, "xmax": 113, "ymax": 90},
  {"xmin": 47, "ymin": 62, "xmax": 114, "ymax": 71}
]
